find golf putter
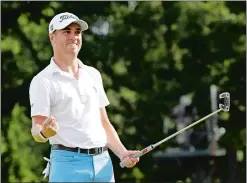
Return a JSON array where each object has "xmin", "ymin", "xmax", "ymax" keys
[{"xmin": 120, "ymin": 92, "xmax": 230, "ymax": 168}]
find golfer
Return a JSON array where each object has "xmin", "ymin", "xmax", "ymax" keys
[{"xmin": 29, "ymin": 12, "xmax": 139, "ymax": 182}]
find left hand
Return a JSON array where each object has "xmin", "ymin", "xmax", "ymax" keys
[{"xmin": 120, "ymin": 150, "xmax": 140, "ymax": 168}]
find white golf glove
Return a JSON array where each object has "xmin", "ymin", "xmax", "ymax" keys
[{"xmin": 42, "ymin": 157, "xmax": 51, "ymax": 179}]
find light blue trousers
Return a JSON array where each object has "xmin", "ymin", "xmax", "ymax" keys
[{"xmin": 49, "ymin": 149, "xmax": 115, "ymax": 182}]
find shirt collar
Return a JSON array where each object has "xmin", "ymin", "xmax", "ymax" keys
[{"xmin": 48, "ymin": 57, "xmax": 84, "ymax": 75}]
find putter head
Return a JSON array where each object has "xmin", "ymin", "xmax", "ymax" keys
[{"xmin": 219, "ymin": 92, "xmax": 230, "ymax": 112}]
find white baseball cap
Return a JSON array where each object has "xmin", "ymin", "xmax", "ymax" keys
[{"xmin": 48, "ymin": 12, "xmax": 88, "ymax": 33}]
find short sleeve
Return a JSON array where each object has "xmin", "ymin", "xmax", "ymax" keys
[{"xmin": 29, "ymin": 76, "xmax": 51, "ymax": 117}]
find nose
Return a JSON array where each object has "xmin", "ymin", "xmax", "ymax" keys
[{"xmin": 69, "ymin": 32, "xmax": 77, "ymax": 40}]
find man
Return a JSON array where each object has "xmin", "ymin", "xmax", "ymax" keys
[{"xmin": 29, "ymin": 12, "xmax": 139, "ymax": 182}]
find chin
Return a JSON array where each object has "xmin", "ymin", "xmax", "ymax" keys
[{"xmin": 67, "ymin": 49, "xmax": 79, "ymax": 56}]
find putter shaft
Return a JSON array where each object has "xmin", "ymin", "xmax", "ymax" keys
[
  {"xmin": 154, "ymin": 108, "xmax": 222, "ymax": 147},
  {"xmin": 120, "ymin": 108, "xmax": 223, "ymax": 168}
]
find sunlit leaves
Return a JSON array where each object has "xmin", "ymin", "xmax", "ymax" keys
[
  {"xmin": 42, "ymin": 7, "xmax": 55, "ymax": 17},
  {"xmin": 6, "ymin": 104, "xmax": 48, "ymax": 182},
  {"xmin": 112, "ymin": 59, "xmax": 128, "ymax": 76},
  {"xmin": 2, "ymin": 37, "xmax": 21, "ymax": 54}
]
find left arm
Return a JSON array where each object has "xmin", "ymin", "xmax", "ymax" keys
[
  {"xmin": 100, "ymin": 107, "xmax": 140, "ymax": 168},
  {"xmin": 100, "ymin": 107, "xmax": 128, "ymax": 159}
]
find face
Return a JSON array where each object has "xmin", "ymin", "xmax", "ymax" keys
[{"xmin": 50, "ymin": 23, "xmax": 82, "ymax": 57}]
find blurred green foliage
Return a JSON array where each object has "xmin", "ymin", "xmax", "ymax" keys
[{"xmin": 1, "ymin": 1, "xmax": 246, "ymax": 182}]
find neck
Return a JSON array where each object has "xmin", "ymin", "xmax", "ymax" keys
[{"xmin": 53, "ymin": 53, "xmax": 79, "ymax": 74}]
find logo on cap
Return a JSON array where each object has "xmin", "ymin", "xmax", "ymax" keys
[
  {"xmin": 59, "ymin": 14, "xmax": 77, "ymax": 23},
  {"xmin": 50, "ymin": 24, "xmax": 54, "ymax": 32}
]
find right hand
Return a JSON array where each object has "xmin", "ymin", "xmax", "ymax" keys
[{"xmin": 41, "ymin": 116, "xmax": 59, "ymax": 138}]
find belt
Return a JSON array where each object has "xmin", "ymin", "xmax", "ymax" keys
[{"xmin": 52, "ymin": 144, "xmax": 108, "ymax": 156}]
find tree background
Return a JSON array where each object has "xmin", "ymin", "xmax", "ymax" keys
[{"xmin": 1, "ymin": 1, "xmax": 246, "ymax": 183}]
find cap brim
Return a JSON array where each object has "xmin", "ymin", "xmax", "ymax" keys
[{"xmin": 71, "ymin": 20, "xmax": 88, "ymax": 31}]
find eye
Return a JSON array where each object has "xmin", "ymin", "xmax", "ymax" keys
[
  {"xmin": 63, "ymin": 30, "xmax": 70, "ymax": 34},
  {"xmin": 75, "ymin": 31, "xmax": 81, "ymax": 35}
]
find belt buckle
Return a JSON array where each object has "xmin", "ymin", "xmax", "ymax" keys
[{"xmin": 88, "ymin": 148, "xmax": 97, "ymax": 156}]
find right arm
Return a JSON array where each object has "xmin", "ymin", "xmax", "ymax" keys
[{"xmin": 29, "ymin": 76, "xmax": 58, "ymax": 143}]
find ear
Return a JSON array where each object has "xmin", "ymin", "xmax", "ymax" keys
[{"xmin": 49, "ymin": 33, "xmax": 55, "ymax": 43}]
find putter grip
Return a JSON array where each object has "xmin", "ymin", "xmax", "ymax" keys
[
  {"xmin": 119, "ymin": 152, "xmax": 142, "ymax": 168},
  {"xmin": 119, "ymin": 145, "xmax": 154, "ymax": 168}
]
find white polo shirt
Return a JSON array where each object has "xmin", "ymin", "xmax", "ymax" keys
[{"xmin": 29, "ymin": 58, "xmax": 110, "ymax": 148}]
